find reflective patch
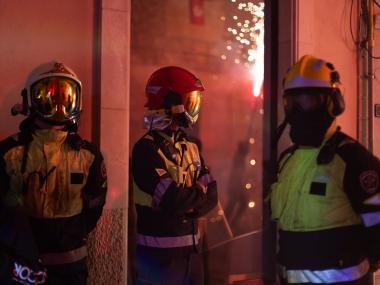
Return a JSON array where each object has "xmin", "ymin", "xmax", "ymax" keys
[
  {"xmin": 12, "ymin": 260, "xmax": 47, "ymax": 284},
  {"xmin": 152, "ymin": 177, "xmax": 172, "ymax": 207},
  {"xmin": 137, "ymin": 232, "xmax": 200, "ymax": 248},
  {"xmin": 364, "ymin": 193, "xmax": 380, "ymax": 205},
  {"xmin": 70, "ymin": 172, "xmax": 84, "ymax": 184},
  {"xmin": 155, "ymin": 168, "xmax": 167, "ymax": 177},
  {"xmin": 310, "ymin": 182, "xmax": 326, "ymax": 196},
  {"xmin": 281, "ymin": 259, "xmax": 369, "ymax": 283},
  {"xmin": 360, "ymin": 170, "xmax": 379, "ymax": 194},
  {"xmin": 361, "ymin": 211, "xmax": 380, "ymax": 227}
]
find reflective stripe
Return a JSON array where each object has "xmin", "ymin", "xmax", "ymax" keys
[
  {"xmin": 281, "ymin": 259, "xmax": 369, "ymax": 284},
  {"xmin": 361, "ymin": 211, "xmax": 380, "ymax": 227},
  {"xmin": 40, "ymin": 245, "xmax": 87, "ymax": 265},
  {"xmin": 198, "ymin": 173, "xmax": 214, "ymax": 186},
  {"xmin": 364, "ymin": 193, "xmax": 380, "ymax": 205},
  {"xmin": 137, "ymin": 232, "xmax": 200, "ymax": 248},
  {"xmin": 152, "ymin": 177, "xmax": 172, "ymax": 206}
]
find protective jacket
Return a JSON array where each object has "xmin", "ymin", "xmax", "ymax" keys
[
  {"xmin": 271, "ymin": 130, "xmax": 380, "ymax": 283},
  {"xmin": 0, "ymin": 121, "xmax": 107, "ymax": 269},
  {"xmin": 132, "ymin": 129, "xmax": 217, "ymax": 255}
]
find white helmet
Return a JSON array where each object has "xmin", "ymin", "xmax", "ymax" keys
[{"xmin": 16, "ymin": 61, "xmax": 82, "ymax": 124}]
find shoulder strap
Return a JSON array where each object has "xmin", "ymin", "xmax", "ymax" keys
[
  {"xmin": 66, "ymin": 132, "xmax": 85, "ymax": 150},
  {"xmin": 277, "ymin": 144, "xmax": 299, "ymax": 174},
  {"xmin": 149, "ymin": 131, "xmax": 179, "ymax": 165},
  {"xmin": 317, "ymin": 128, "xmax": 350, "ymax": 165}
]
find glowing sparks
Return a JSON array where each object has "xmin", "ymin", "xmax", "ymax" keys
[{"xmin": 222, "ymin": 1, "xmax": 264, "ymax": 98}]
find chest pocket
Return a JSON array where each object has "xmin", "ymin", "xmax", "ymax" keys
[{"xmin": 70, "ymin": 172, "xmax": 84, "ymax": 184}]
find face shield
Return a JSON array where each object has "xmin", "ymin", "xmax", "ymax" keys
[
  {"xmin": 284, "ymin": 88, "xmax": 335, "ymax": 147},
  {"xmin": 182, "ymin": 90, "xmax": 202, "ymax": 123},
  {"xmin": 30, "ymin": 76, "xmax": 81, "ymax": 123},
  {"xmin": 283, "ymin": 89, "xmax": 327, "ymax": 115}
]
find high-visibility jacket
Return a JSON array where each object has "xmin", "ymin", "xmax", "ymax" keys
[
  {"xmin": 0, "ymin": 126, "xmax": 107, "ymax": 268},
  {"xmin": 132, "ymin": 129, "xmax": 217, "ymax": 254},
  {"xmin": 271, "ymin": 130, "xmax": 380, "ymax": 283}
]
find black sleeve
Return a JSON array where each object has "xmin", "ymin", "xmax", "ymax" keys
[
  {"xmin": 82, "ymin": 143, "xmax": 108, "ymax": 234},
  {"xmin": 0, "ymin": 136, "xmax": 16, "ymax": 204},
  {"xmin": 339, "ymin": 142, "xmax": 380, "ymax": 214},
  {"xmin": 338, "ymin": 140, "xmax": 380, "ymax": 262},
  {"xmin": 132, "ymin": 138, "xmax": 209, "ymax": 216}
]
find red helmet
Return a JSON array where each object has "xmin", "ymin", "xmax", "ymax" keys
[{"xmin": 144, "ymin": 66, "xmax": 205, "ymax": 130}]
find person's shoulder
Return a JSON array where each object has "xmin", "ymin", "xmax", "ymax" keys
[
  {"xmin": 278, "ymin": 144, "xmax": 298, "ymax": 162},
  {"xmin": 133, "ymin": 133, "xmax": 156, "ymax": 150},
  {"xmin": 336, "ymin": 131, "xmax": 365, "ymax": 151},
  {"xmin": 67, "ymin": 133, "xmax": 103, "ymax": 156},
  {"xmin": 81, "ymin": 140, "xmax": 102, "ymax": 156},
  {"xmin": 335, "ymin": 131, "xmax": 374, "ymax": 162}
]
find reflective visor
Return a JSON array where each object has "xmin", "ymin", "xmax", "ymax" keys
[
  {"xmin": 30, "ymin": 77, "xmax": 81, "ymax": 122},
  {"xmin": 183, "ymin": 90, "xmax": 201, "ymax": 118},
  {"xmin": 283, "ymin": 90, "xmax": 326, "ymax": 113}
]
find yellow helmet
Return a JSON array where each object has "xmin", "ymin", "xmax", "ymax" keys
[{"xmin": 283, "ymin": 55, "xmax": 344, "ymax": 116}]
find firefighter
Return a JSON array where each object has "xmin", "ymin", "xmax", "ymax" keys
[
  {"xmin": 0, "ymin": 61, "xmax": 107, "ymax": 284},
  {"xmin": 132, "ymin": 66, "xmax": 218, "ymax": 285},
  {"xmin": 270, "ymin": 55, "xmax": 380, "ymax": 284}
]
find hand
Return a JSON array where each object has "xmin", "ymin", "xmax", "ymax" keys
[
  {"xmin": 196, "ymin": 181, "xmax": 207, "ymax": 194},
  {"xmin": 197, "ymin": 172, "xmax": 214, "ymax": 193}
]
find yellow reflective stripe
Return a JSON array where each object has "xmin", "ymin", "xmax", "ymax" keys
[
  {"xmin": 134, "ymin": 177, "xmax": 173, "ymax": 207},
  {"xmin": 134, "ymin": 181, "xmax": 153, "ymax": 207},
  {"xmin": 281, "ymin": 259, "xmax": 369, "ymax": 283}
]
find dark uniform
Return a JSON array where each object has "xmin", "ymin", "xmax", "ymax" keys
[
  {"xmin": 0, "ymin": 120, "xmax": 107, "ymax": 284},
  {"xmin": 271, "ymin": 130, "xmax": 380, "ymax": 284},
  {"xmin": 132, "ymin": 129, "xmax": 217, "ymax": 285},
  {"xmin": 0, "ymin": 205, "xmax": 47, "ymax": 285}
]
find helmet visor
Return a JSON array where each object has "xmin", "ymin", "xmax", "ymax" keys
[
  {"xmin": 183, "ymin": 90, "xmax": 201, "ymax": 118},
  {"xmin": 283, "ymin": 90, "xmax": 326, "ymax": 113},
  {"xmin": 30, "ymin": 77, "xmax": 81, "ymax": 122}
]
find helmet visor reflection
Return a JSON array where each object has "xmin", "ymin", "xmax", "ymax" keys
[
  {"xmin": 183, "ymin": 90, "xmax": 201, "ymax": 118},
  {"xmin": 283, "ymin": 91, "xmax": 326, "ymax": 113},
  {"xmin": 30, "ymin": 77, "xmax": 81, "ymax": 121}
]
